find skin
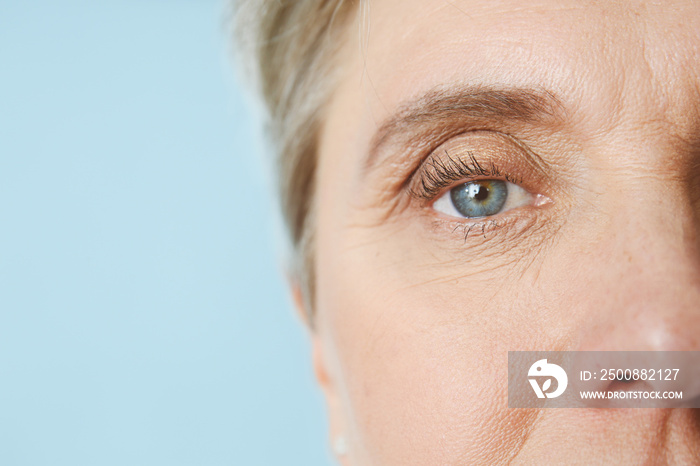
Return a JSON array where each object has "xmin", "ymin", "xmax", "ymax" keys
[{"xmin": 293, "ymin": 0, "xmax": 700, "ymax": 464}]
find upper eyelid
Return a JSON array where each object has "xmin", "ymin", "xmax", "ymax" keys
[
  {"xmin": 403, "ymin": 130, "xmax": 558, "ymax": 205},
  {"xmin": 408, "ymin": 150, "xmax": 521, "ymax": 201}
]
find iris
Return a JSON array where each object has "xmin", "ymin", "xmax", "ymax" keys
[{"xmin": 449, "ymin": 180, "xmax": 507, "ymax": 218}]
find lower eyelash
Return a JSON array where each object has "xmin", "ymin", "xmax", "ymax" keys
[
  {"xmin": 451, "ymin": 219, "xmax": 503, "ymax": 243},
  {"xmin": 431, "ymin": 205, "xmax": 542, "ymax": 246}
]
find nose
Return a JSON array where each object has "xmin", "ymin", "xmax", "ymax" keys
[{"xmin": 570, "ymin": 173, "xmax": 700, "ymax": 403}]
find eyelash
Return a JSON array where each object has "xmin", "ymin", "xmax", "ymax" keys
[{"xmin": 408, "ymin": 149, "xmax": 522, "ymax": 201}]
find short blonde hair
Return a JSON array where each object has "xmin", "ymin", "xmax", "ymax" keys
[{"xmin": 233, "ymin": 0, "xmax": 357, "ymax": 319}]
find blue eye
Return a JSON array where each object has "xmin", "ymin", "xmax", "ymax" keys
[
  {"xmin": 432, "ymin": 179, "xmax": 534, "ymax": 219},
  {"xmin": 450, "ymin": 180, "xmax": 507, "ymax": 217}
]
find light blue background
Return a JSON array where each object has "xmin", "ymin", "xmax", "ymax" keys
[{"xmin": 0, "ymin": 1, "xmax": 330, "ymax": 464}]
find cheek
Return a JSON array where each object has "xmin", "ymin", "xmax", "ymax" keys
[{"xmin": 315, "ymin": 219, "xmax": 556, "ymax": 463}]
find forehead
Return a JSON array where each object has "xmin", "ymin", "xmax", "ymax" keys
[{"xmin": 331, "ymin": 0, "xmax": 700, "ymax": 138}]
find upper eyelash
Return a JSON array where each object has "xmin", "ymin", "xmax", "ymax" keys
[{"xmin": 408, "ymin": 150, "xmax": 522, "ymax": 200}]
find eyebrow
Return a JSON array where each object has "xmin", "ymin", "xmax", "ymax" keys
[{"xmin": 365, "ymin": 85, "xmax": 565, "ymax": 171}]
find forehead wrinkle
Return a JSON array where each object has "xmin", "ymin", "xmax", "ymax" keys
[{"xmin": 364, "ymin": 85, "xmax": 566, "ymax": 174}]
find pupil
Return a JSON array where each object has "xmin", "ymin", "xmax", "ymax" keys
[{"xmin": 474, "ymin": 184, "xmax": 489, "ymax": 201}]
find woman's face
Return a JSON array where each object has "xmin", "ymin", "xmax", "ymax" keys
[{"xmin": 306, "ymin": 0, "xmax": 700, "ymax": 463}]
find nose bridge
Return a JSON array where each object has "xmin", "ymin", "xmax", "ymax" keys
[
  {"xmin": 609, "ymin": 170, "xmax": 700, "ymax": 288},
  {"xmin": 575, "ymin": 167, "xmax": 700, "ymax": 352},
  {"xmin": 621, "ymin": 171, "xmax": 691, "ymax": 245}
]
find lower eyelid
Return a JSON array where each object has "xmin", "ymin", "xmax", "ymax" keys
[
  {"xmin": 431, "ymin": 212, "xmax": 526, "ymax": 245},
  {"xmin": 427, "ymin": 204, "xmax": 551, "ymax": 248}
]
